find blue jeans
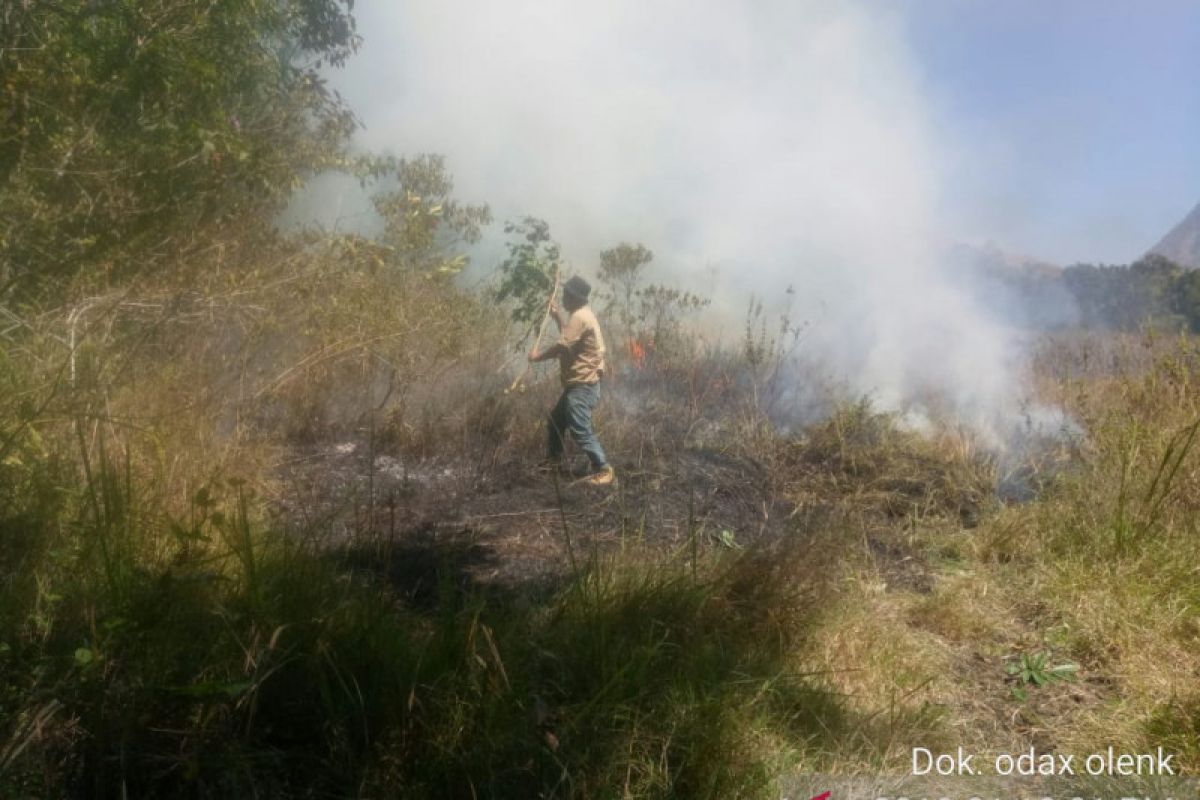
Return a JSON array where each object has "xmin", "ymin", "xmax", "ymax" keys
[{"xmin": 548, "ymin": 383, "xmax": 607, "ymax": 469}]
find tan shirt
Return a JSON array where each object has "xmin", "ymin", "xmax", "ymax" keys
[{"xmin": 556, "ymin": 305, "xmax": 606, "ymax": 386}]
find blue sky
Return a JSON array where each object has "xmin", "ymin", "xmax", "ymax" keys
[
  {"xmin": 330, "ymin": 1, "xmax": 1198, "ymax": 269},
  {"xmin": 899, "ymin": 0, "xmax": 1200, "ymax": 264}
]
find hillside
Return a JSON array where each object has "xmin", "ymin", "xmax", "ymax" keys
[
  {"xmin": 6, "ymin": 4, "xmax": 1200, "ymax": 797},
  {"xmin": 1150, "ymin": 200, "xmax": 1200, "ymax": 268}
]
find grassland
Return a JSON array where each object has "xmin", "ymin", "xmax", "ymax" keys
[
  {"xmin": 9, "ymin": 4, "xmax": 1199, "ymax": 796},
  {"xmin": 4, "ymin": 264, "xmax": 1200, "ymax": 800}
]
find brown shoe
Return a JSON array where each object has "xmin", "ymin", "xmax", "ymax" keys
[{"xmin": 585, "ymin": 466, "xmax": 615, "ymax": 486}]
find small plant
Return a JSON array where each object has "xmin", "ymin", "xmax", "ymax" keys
[
  {"xmin": 494, "ymin": 216, "xmax": 561, "ymax": 327},
  {"xmin": 715, "ymin": 529, "xmax": 743, "ymax": 550},
  {"xmin": 1006, "ymin": 651, "xmax": 1078, "ymax": 701}
]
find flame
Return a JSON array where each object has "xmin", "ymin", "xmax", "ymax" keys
[{"xmin": 627, "ymin": 338, "xmax": 647, "ymax": 369}]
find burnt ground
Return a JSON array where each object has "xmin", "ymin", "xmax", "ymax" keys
[
  {"xmin": 268, "ymin": 440, "xmax": 799, "ymax": 606},
  {"xmin": 266, "ymin": 433, "xmax": 1111, "ymax": 754},
  {"xmin": 263, "ymin": 424, "xmax": 986, "ymax": 610}
]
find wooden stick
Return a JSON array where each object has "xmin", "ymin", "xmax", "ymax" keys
[{"xmin": 506, "ymin": 263, "xmax": 561, "ymax": 393}]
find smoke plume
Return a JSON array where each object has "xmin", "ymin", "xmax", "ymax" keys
[{"xmin": 319, "ymin": 0, "xmax": 1062, "ymax": 448}]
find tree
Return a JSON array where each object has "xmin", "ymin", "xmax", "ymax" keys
[
  {"xmin": 370, "ymin": 154, "xmax": 491, "ymax": 275},
  {"xmin": 1, "ymin": 0, "xmax": 361, "ymax": 301},
  {"xmin": 495, "ymin": 217, "xmax": 560, "ymax": 327},
  {"xmin": 635, "ymin": 284, "xmax": 710, "ymax": 356},
  {"xmin": 597, "ymin": 242, "xmax": 653, "ymax": 332},
  {"xmin": 1126, "ymin": 254, "xmax": 1183, "ymax": 328},
  {"xmin": 1061, "ymin": 256, "xmax": 1189, "ymax": 331},
  {"xmin": 1174, "ymin": 269, "xmax": 1200, "ymax": 331}
]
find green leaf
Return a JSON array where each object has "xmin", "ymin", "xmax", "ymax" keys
[
  {"xmin": 171, "ymin": 680, "xmax": 254, "ymax": 699},
  {"xmin": 1048, "ymin": 663, "xmax": 1078, "ymax": 679}
]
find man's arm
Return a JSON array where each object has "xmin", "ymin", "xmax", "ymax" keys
[
  {"xmin": 529, "ymin": 343, "xmax": 567, "ymax": 363},
  {"xmin": 531, "ymin": 307, "xmax": 587, "ymax": 363},
  {"xmin": 530, "ymin": 302, "xmax": 570, "ymax": 361}
]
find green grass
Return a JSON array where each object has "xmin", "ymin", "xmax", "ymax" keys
[
  {"xmin": 1, "ymin": 442, "xmax": 924, "ymax": 798},
  {"xmin": 7, "ymin": 331, "xmax": 1200, "ymax": 796}
]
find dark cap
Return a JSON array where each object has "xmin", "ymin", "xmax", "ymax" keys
[{"xmin": 562, "ymin": 275, "xmax": 591, "ymax": 302}]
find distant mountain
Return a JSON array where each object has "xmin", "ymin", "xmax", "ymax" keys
[
  {"xmin": 946, "ymin": 240, "xmax": 1061, "ymax": 279},
  {"xmin": 942, "ymin": 241, "xmax": 1075, "ymax": 329},
  {"xmin": 1150, "ymin": 201, "xmax": 1200, "ymax": 269}
]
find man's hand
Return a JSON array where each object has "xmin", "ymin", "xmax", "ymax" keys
[{"xmin": 528, "ymin": 347, "xmax": 539, "ymax": 363}]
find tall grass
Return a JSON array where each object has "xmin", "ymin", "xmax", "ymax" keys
[
  {"xmin": 1, "ymin": 427, "xmax": 934, "ymax": 798},
  {"xmin": 945, "ymin": 333, "xmax": 1200, "ymax": 764},
  {"xmin": 9, "ymin": 283, "xmax": 1200, "ymax": 796}
]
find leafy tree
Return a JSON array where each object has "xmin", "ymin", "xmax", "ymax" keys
[
  {"xmin": 1062, "ymin": 255, "xmax": 1188, "ymax": 331},
  {"xmin": 1174, "ymin": 270, "xmax": 1200, "ymax": 331},
  {"xmin": 370, "ymin": 154, "xmax": 491, "ymax": 275},
  {"xmin": 597, "ymin": 242, "xmax": 653, "ymax": 332},
  {"xmin": 632, "ymin": 284, "xmax": 710, "ymax": 364},
  {"xmin": 1, "ymin": 0, "xmax": 360, "ymax": 301},
  {"xmin": 495, "ymin": 217, "xmax": 560, "ymax": 326},
  {"xmin": 1127, "ymin": 254, "xmax": 1183, "ymax": 328}
]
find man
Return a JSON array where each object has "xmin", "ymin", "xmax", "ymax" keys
[{"xmin": 528, "ymin": 275, "xmax": 615, "ymax": 486}]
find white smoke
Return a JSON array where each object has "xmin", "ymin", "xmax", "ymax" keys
[{"xmin": 320, "ymin": 0, "xmax": 1059, "ymax": 448}]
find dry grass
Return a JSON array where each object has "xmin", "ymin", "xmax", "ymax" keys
[
  {"xmin": 785, "ymin": 329, "xmax": 1200, "ymax": 777},
  {"xmin": 6, "ymin": 265, "xmax": 1200, "ymax": 799}
]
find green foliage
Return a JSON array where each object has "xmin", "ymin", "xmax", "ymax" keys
[
  {"xmin": 25, "ymin": 0, "xmax": 1200, "ymax": 789},
  {"xmin": 495, "ymin": 216, "xmax": 560, "ymax": 325},
  {"xmin": 594, "ymin": 241, "xmax": 711, "ymax": 354},
  {"xmin": 742, "ymin": 289, "xmax": 802, "ymax": 369},
  {"xmin": 371, "ymin": 154, "xmax": 492, "ymax": 275},
  {"xmin": 0, "ymin": 437, "xmax": 868, "ymax": 797},
  {"xmin": 978, "ymin": 253, "xmax": 1200, "ymax": 332},
  {"xmin": 980, "ymin": 253, "xmax": 1200, "ymax": 332},
  {"xmin": 597, "ymin": 241, "xmax": 654, "ymax": 331},
  {"xmin": 1175, "ymin": 270, "xmax": 1200, "ymax": 327},
  {"xmin": 1, "ymin": 0, "xmax": 360, "ymax": 300},
  {"xmin": 1006, "ymin": 652, "xmax": 1077, "ymax": 701},
  {"xmin": 1062, "ymin": 255, "xmax": 1188, "ymax": 331},
  {"xmin": 635, "ymin": 284, "xmax": 710, "ymax": 352},
  {"xmin": 628, "ymin": 283, "xmax": 710, "ymax": 367}
]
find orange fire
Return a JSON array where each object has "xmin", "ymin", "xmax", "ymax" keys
[{"xmin": 627, "ymin": 338, "xmax": 647, "ymax": 369}]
